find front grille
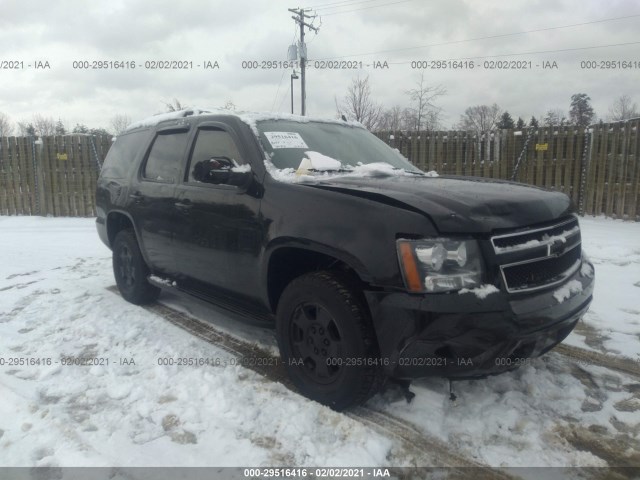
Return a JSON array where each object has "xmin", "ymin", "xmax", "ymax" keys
[
  {"xmin": 491, "ymin": 216, "xmax": 583, "ymax": 293},
  {"xmin": 501, "ymin": 244, "xmax": 581, "ymax": 292}
]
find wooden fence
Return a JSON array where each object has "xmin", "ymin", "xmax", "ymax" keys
[
  {"xmin": 0, "ymin": 135, "xmax": 111, "ymax": 216},
  {"xmin": 0, "ymin": 120, "xmax": 639, "ymax": 220},
  {"xmin": 375, "ymin": 118, "xmax": 640, "ymax": 220}
]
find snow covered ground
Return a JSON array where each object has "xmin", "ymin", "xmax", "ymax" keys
[{"xmin": 0, "ymin": 215, "xmax": 639, "ymax": 471}]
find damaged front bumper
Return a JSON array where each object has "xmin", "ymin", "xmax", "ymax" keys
[{"xmin": 365, "ymin": 258, "xmax": 595, "ymax": 379}]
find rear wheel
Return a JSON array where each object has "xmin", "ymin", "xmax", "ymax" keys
[
  {"xmin": 276, "ymin": 271, "xmax": 385, "ymax": 410},
  {"xmin": 112, "ymin": 229, "xmax": 160, "ymax": 305}
]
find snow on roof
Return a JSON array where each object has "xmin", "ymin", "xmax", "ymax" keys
[
  {"xmin": 124, "ymin": 108, "xmax": 221, "ymax": 131},
  {"xmin": 124, "ymin": 108, "xmax": 365, "ymax": 134}
]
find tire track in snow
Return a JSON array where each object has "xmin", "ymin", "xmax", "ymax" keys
[
  {"xmin": 105, "ymin": 286, "xmax": 515, "ymax": 475},
  {"xmin": 555, "ymin": 344, "xmax": 640, "ymax": 380}
]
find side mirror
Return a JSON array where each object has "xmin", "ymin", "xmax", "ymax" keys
[{"xmin": 193, "ymin": 156, "xmax": 232, "ymax": 184}]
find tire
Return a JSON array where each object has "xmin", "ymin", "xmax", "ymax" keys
[
  {"xmin": 112, "ymin": 229, "xmax": 161, "ymax": 305},
  {"xmin": 276, "ymin": 271, "xmax": 385, "ymax": 410}
]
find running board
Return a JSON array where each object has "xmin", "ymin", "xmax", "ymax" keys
[{"xmin": 146, "ymin": 275, "xmax": 275, "ymax": 327}]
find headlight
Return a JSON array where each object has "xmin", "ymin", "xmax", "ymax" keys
[{"xmin": 397, "ymin": 238, "xmax": 483, "ymax": 293}]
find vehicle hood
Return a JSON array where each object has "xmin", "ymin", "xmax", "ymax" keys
[{"xmin": 305, "ymin": 174, "xmax": 572, "ymax": 234}]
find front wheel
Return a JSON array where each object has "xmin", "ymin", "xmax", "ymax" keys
[
  {"xmin": 276, "ymin": 271, "xmax": 385, "ymax": 410},
  {"xmin": 112, "ymin": 229, "xmax": 160, "ymax": 305}
]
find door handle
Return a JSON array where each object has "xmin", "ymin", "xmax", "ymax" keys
[{"xmin": 129, "ymin": 192, "xmax": 143, "ymax": 202}]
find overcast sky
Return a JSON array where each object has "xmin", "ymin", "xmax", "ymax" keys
[{"xmin": 1, "ymin": 0, "xmax": 638, "ymax": 131}]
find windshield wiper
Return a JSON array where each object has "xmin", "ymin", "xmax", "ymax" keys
[{"xmin": 307, "ymin": 168, "xmax": 355, "ymax": 173}]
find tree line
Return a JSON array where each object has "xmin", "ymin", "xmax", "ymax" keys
[
  {"xmin": 0, "ymin": 112, "xmax": 132, "ymax": 138},
  {"xmin": 336, "ymin": 74, "xmax": 639, "ymax": 134},
  {"xmin": 0, "ymin": 99, "xmax": 238, "ymax": 139},
  {"xmin": 0, "ymin": 87, "xmax": 637, "ymax": 139}
]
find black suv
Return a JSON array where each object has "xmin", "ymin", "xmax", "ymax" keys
[{"xmin": 96, "ymin": 109, "xmax": 595, "ymax": 410}]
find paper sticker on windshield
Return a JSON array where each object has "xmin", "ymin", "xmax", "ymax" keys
[{"xmin": 264, "ymin": 132, "xmax": 308, "ymax": 149}]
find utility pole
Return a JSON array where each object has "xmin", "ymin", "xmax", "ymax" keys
[{"xmin": 289, "ymin": 8, "xmax": 318, "ymax": 116}]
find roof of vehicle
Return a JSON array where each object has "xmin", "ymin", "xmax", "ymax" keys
[{"xmin": 124, "ymin": 108, "xmax": 366, "ymax": 135}]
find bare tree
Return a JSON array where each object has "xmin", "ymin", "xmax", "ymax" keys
[
  {"xmin": 400, "ymin": 108, "xmax": 417, "ymax": 131},
  {"xmin": 223, "ymin": 100, "xmax": 236, "ymax": 110},
  {"xmin": 608, "ymin": 94, "xmax": 639, "ymax": 121},
  {"xmin": 405, "ymin": 73, "xmax": 446, "ymax": 131},
  {"xmin": 0, "ymin": 112, "xmax": 13, "ymax": 136},
  {"xmin": 378, "ymin": 105, "xmax": 403, "ymax": 131},
  {"xmin": 340, "ymin": 75, "xmax": 382, "ymax": 131},
  {"xmin": 458, "ymin": 104, "xmax": 501, "ymax": 134},
  {"xmin": 32, "ymin": 114, "xmax": 56, "ymax": 136},
  {"xmin": 110, "ymin": 114, "xmax": 131, "ymax": 135},
  {"xmin": 544, "ymin": 109, "xmax": 567, "ymax": 126},
  {"xmin": 163, "ymin": 98, "xmax": 188, "ymax": 112}
]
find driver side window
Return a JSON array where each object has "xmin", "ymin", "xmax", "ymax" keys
[{"xmin": 187, "ymin": 128, "xmax": 245, "ymax": 184}]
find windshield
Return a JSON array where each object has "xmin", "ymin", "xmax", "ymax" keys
[{"xmin": 255, "ymin": 120, "xmax": 422, "ymax": 174}]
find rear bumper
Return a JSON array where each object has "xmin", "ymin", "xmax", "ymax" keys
[{"xmin": 365, "ymin": 257, "xmax": 594, "ymax": 378}]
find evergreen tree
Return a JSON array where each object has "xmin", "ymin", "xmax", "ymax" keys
[
  {"xmin": 72, "ymin": 123, "xmax": 89, "ymax": 134},
  {"xmin": 55, "ymin": 119, "xmax": 66, "ymax": 135},
  {"xmin": 497, "ymin": 111, "xmax": 515, "ymax": 129},
  {"xmin": 516, "ymin": 117, "xmax": 525, "ymax": 129},
  {"xmin": 17, "ymin": 122, "xmax": 37, "ymax": 136},
  {"xmin": 89, "ymin": 127, "xmax": 111, "ymax": 136},
  {"xmin": 569, "ymin": 93, "xmax": 595, "ymax": 127},
  {"xmin": 529, "ymin": 116, "xmax": 539, "ymax": 127}
]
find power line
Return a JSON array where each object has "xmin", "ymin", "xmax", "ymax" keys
[
  {"xmin": 270, "ymin": 70, "xmax": 289, "ymax": 112},
  {"xmin": 271, "ymin": 25, "xmax": 299, "ymax": 112},
  {"xmin": 319, "ymin": 0, "xmax": 415, "ymax": 16},
  {"xmin": 311, "ymin": 13, "xmax": 640, "ymax": 60},
  {"xmin": 277, "ymin": 83, "xmax": 292, "ymax": 112},
  {"xmin": 307, "ymin": 0, "xmax": 383, "ymax": 10},
  {"xmin": 385, "ymin": 40, "xmax": 640, "ymax": 64},
  {"xmin": 312, "ymin": 0, "xmax": 404, "ymax": 11}
]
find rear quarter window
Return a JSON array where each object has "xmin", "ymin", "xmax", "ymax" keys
[{"xmin": 100, "ymin": 131, "xmax": 148, "ymax": 179}]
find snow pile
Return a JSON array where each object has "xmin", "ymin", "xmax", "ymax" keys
[
  {"xmin": 458, "ymin": 284, "xmax": 500, "ymax": 299},
  {"xmin": 349, "ymin": 162, "xmax": 413, "ymax": 177},
  {"xmin": 296, "ymin": 151, "xmax": 342, "ymax": 174},
  {"xmin": 231, "ymin": 164, "xmax": 251, "ymax": 173},
  {"xmin": 149, "ymin": 275, "xmax": 176, "ymax": 287},
  {"xmin": 552, "ymin": 279, "xmax": 583, "ymax": 303},
  {"xmin": 267, "ymin": 157, "xmax": 437, "ymax": 184}
]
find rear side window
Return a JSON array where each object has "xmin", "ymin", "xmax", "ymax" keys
[
  {"xmin": 143, "ymin": 131, "xmax": 189, "ymax": 183},
  {"xmin": 100, "ymin": 131, "xmax": 147, "ymax": 179}
]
